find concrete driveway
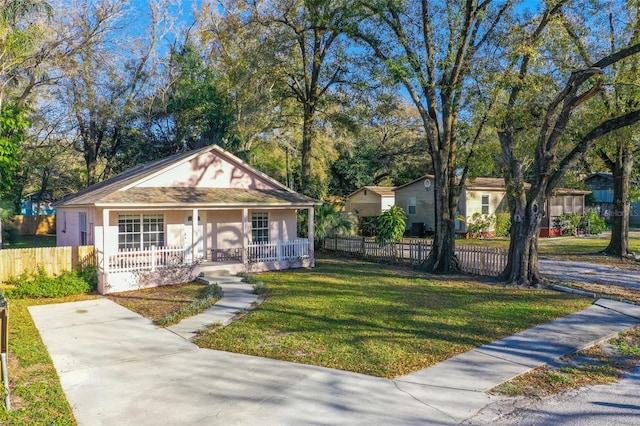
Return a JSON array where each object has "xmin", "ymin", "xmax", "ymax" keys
[
  {"xmin": 29, "ymin": 297, "xmax": 640, "ymax": 425},
  {"xmin": 29, "ymin": 299, "xmax": 474, "ymax": 425}
]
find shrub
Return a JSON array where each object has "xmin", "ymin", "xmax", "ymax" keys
[
  {"xmin": 467, "ymin": 212, "xmax": 495, "ymax": 238},
  {"xmin": 494, "ymin": 212, "xmax": 511, "ymax": 237},
  {"xmin": 553, "ymin": 212, "xmax": 581, "ymax": 236},
  {"xmin": 5, "ymin": 268, "xmax": 91, "ymax": 299},
  {"xmin": 359, "ymin": 216, "xmax": 378, "ymax": 237},
  {"xmin": 580, "ymin": 210, "xmax": 606, "ymax": 235},
  {"xmin": 252, "ymin": 281, "xmax": 269, "ymax": 295},
  {"xmin": 238, "ymin": 272, "xmax": 259, "ymax": 284},
  {"xmin": 77, "ymin": 265, "xmax": 99, "ymax": 292},
  {"xmin": 376, "ymin": 206, "xmax": 406, "ymax": 244}
]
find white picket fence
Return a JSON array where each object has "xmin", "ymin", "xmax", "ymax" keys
[{"xmin": 323, "ymin": 236, "xmax": 507, "ymax": 277}]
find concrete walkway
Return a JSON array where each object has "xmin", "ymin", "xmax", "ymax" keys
[
  {"xmin": 167, "ymin": 275, "xmax": 258, "ymax": 340},
  {"xmin": 29, "ymin": 297, "xmax": 640, "ymax": 425}
]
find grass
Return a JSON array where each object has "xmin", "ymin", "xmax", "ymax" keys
[
  {"xmin": 193, "ymin": 258, "xmax": 591, "ymax": 378},
  {"xmin": 107, "ymin": 282, "xmax": 215, "ymax": 323},
  {"xmin": 3, "ymin": 234, "xmax": 57, "ymax": 249},
  {"xmin": 461, "ymin": 232, "xmax": 640, "ymax": 267},
  {"xmin": 492, "ymin": 326, "xmax": 640, "ymax": 397},
  {"xmin": 0, "ymin": 294, "xmax": 98, "ymax": 425}
]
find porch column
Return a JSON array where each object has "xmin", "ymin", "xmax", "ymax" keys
[
  {"xmin": 308, "ymin": 206, "xmax": 315, "ymax": 264},
  {"xmin": 242, "ymin": 208, "xmax": 249, "ymax": 263},
  {"xmin": 100, "ymin": 208, "xmax": 110, "ymax": 294},
  {"xmin": 192, "ymin": 208, "xmax": 198, "ymax": 262}
]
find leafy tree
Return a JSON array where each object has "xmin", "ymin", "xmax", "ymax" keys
[
  {"xmin": 352, "ymin": 0, "xmax": 509, "ymax": 273},
  {"xmin": 0, "ymin": 0, "xmax": 52, "ymax": 202},
  {"xmin": 497, "ymin": 2, "xmax": 640, "ymax": 285},
  {"xmin": 166, "ymin": 43, "xmax": 238, "ymax": 151},
  {"xmin": 329, "ymin": 96, "xmax": 427, "ymax": 195},
  {"xmin": 55, "ymin": 0, "xmax": 173, "ymax": 185},
  {"xmin": 210, "ymin": 0, "xmax": 356, "ymax": 196},
  {"xmin": 314, "ymin": 202, "xmax": 355, "ymax": 240},
  {"xmin": 0, "ymin": 103, "xmax": 28, "ymax": 198}
]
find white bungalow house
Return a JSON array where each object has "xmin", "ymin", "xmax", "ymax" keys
[{"xmin": 54, "ymin": 145, "xmax": 320, "ymax": 294}]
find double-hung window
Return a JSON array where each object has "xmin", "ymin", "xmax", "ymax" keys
[
  {"xmin": 481, "ymin": 195, "xmax": 490, "ymax": 215},
  {"xmin": 118, "ymin": 214, "xmax": 164, "ymax": 250},
  {"xmin": 251, "ymin": 212, "xmax": 269, "ymax": 243},
  {"xmin": 408, "ymin": 197, "xmax": 417, "ymax": 215}
]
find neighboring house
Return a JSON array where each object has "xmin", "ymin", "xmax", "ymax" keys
[
  {"xmin": 345, "ymin": 186, "xmax": 397, "ymax": 217},
  {"xmin": 584, "ymin": 172, "xmax": 640, "ymax": 226},
  {"xmin": 395, "ymin": 175, "xmax": 589, "ymax": 237},
  {"xmin": 20, "ymin": 192, "xmax": 56, "ymax": 216},
  {"xmin": 54, "ymin": 145, "xmax": 320, "ymax": 294}
]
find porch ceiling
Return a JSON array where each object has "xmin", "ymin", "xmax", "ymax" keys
[{"xmin": 96, "ymin": 187, "xmax": 319, "ymax": 207}]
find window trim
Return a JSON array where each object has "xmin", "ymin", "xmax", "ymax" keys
[
  {"xmin": 118, "ymin": 213, "xmax": 165, "ymax": 250},
  {"xmin": 251, "ymin": 211, "xmax": 269, "ymax": 243},
  {"xmin": 481, "ymin": 194, "xmax": 490, "ymax": 215},
  {"xmin": 407, "ymin": 197, "xmax": 417, "ymax": 215},
  {"xmin": 79, "ymin": 212, "xmax": 88, "ymax": 245}
]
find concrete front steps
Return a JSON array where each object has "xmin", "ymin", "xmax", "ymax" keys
[{"xmin": 167, "ymin": 270, "xmax": 258, "ymax": 340}]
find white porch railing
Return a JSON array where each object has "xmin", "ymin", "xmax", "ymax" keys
[
  {"xmin": 107, "ymin": 239, "xmax": 310, "ymax": 273},
  {"xmin": 247, "ymin": 239, "xmax": 310, "ymax": 262},
  {"xmin": 108, "ymin": 246, "xmax": 186, "ymax": 273}
]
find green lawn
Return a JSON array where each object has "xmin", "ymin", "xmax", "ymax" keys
[
  {"xmin": 195, "ymin": 258, "xmax": 591, "ymax": 378},
  {"xmin": 538, "ymin": 232, "xmax": 640, "ymax": 256},
  {"xmin": 4, "ymin": 234, "xmax": 56, "ymax": 249},
  {"xmin": 0, "ymin": 295, "xmax": 97, "ymax": 425},
  {"xmin": 462, "ymin": 232, "xmax": 640, "ymax": 262}
]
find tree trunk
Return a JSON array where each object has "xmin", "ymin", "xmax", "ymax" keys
[
  {"xmin": 604, "ymin": 140, "xmax": 632, "ymax": 257},
  {"xmin": 299, "ymin": 104, "xmax": 314, "ymax": 195},
  {"xmin": 421, "ymin": 163, "xmax": 460, "ymax": 273},
  {"xmin": 500, "ymin": 191, "xmax": 545, "ymax": 286}
]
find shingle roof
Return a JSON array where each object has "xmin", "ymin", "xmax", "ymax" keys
[
  {"xmin": 97, "ymin": 187, "xmax": 317, "ymax": 207},
  {"xmin": 347, "ymin": 186, "xmax": 397, "ymax": 198}
]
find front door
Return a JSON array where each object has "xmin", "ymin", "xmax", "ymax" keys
[{"xmin": 185, "ymin": 213, "xmax": 205, "ymax": 262}]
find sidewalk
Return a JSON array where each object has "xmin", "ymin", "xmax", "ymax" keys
[
  {"xmin": 167, "ymin": 275, "xmax": 258, "ymax": 340},
  {"xmin": 29, "ymin": 298, "xmax": 640, "ymax": 425}
]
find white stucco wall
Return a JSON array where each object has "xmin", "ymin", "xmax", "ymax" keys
[
  {"xmin": 56, "ymin": 207, "xmax": 94, "ymax": 247},
  {"xmin": 135, "ymin": 150, "xmax": 279, "ymax": 190}
]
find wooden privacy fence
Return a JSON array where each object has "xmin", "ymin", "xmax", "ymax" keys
[
  {"xmin": 0, "ymin": 246, "xmax": 95, "ymax": 282},
  {"xmin": 323, "ymin": 236, "xmax": 507, "ymax": 277}
]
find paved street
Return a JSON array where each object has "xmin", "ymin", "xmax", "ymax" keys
[
  {"xmin": 469, "ymin": 369, "xmax": 640, "ymax": 425},
  {"xmin": 539, "ymin": 257, "xmax": 640, "ymax": 288}
]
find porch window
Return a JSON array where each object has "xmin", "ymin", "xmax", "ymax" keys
[
  {"xmin": 408, "ymin": 197, "xmax": 417, "ymax": 215},
  {"xmin": 251, "ymin": 212, "xmax": 269, "ymax": 243},
  {"xmin": 118, "ymin": 214, "xmax": 164, "ymax": 250},
  {"xmin": 481, "ymin": 195, "xmax": 490, "ymax": 215}
]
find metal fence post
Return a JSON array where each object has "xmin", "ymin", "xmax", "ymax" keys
[{"xmin": 1, "ymin": 297, "xmax": 10, "ymax": 410}]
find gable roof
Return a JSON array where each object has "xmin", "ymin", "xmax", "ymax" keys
[
  {"xmin": 55, "ymin": 144, "xmax": 319, "ymax": 208},
  {"xmin": 347, "ymin": 186, "xmax": 397, "ymax": 198}
]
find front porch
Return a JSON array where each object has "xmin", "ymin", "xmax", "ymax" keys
[{"xmin": 100, "ymin": 239, "xmax": 313, "ymax": 294}]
